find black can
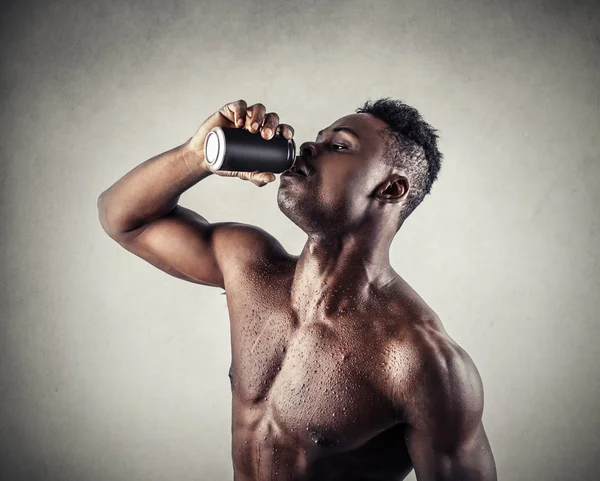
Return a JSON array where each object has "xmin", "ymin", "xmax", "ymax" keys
[{"xmin": 203, "ymin": 126, "xmax": 296, "ymax": 174}]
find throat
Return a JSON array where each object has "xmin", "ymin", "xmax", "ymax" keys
[
  {"xmin": 289, "ymin": 272, "xmax": 397, "ymax": 321},
  {"xmin": 289, "ymin": 238, "xmax": 398, "ymax": 320},
  {"xmin": 290, "ymin": 287, "xmax": 364, "ymax": 320}
]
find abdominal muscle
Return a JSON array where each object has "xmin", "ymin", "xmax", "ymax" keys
[{"xmin": 230, "ymin": 399, "xmax": 413, "ymax": 481}]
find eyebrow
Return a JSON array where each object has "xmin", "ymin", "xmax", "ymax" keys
[{"xmin": 317, "ymin": 126, "xmax": 361, "ymax": 141}]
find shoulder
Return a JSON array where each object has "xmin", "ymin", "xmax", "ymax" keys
[
  {"xmin": 209, "ymin": 221, "xmax": 298, "ymax": 296},
  {"xmin": 385, "ymin": 320, "xmax": 484, "ymax": 427},
  {"xmin": 211, "ymin": 221, "xmax": 296, "ymax": 269}
]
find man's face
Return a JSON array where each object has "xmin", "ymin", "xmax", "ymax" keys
[{"xmin": 277, "ymin": 113, "xmax": 393, "ymax": 235}]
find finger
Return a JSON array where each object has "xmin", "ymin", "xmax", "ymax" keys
[
  {"xmin": 215, "ymin": 169, "xmax": 275, "ymax": 186},
  {"xmin": 259, "ymin": 172, "xmax": 276, "ymax": 183},
  {"xmin": 245, "ymin": 103, "xmax": 267, "ymax": 132},
  {"xmin": 261, "ymin": 112, "xmax": 280, "ymax": 139},
  {"xmin": 276, "ymin": 123, "xmax": 295, "ymax": 140},
  {"xmin": 238, "ymin": 170, "xmax": 274, "ymax": 187},
  {"xmin": 235, "ymin": 170, "xmax": 264, "ymax": 186},
  {"xmin": 234, "ymin": 170, "xmax": 263, "ymax": 183},
  {"xmin": 251, "ymin": 171, "xmax": 276, "ymax": 187},
  {"xmin": 220, "ymin": 99, "xmax": 247, "ymax": 127}
]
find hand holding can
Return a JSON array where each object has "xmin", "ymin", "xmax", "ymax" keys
[{"xmin": 187, "ymin": 100, "xmax": 296, "ymax": 187}]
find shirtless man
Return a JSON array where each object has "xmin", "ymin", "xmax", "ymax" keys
[{"xmin": 98, "ymin": 98, "xmax": 497, "ymax": 480}]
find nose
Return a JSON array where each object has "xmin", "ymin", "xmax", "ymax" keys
[{"xmin": 298, "ymin": 141, "xmax": 318, "ymax": 160}]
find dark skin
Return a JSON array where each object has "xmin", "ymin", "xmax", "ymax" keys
[{"xmin": 98, "ymin": 100, "xmax": 497, "ymax": 480}]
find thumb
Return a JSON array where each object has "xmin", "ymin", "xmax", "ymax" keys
[
  {"xmin": 257, "ymin": 172, "xmax": 276, "ymax": 183},
  {"xmin": 249, "ymin": 171, "xmax": 276, "ymax": 186}
]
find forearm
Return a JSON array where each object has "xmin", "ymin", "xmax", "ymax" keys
[{"xmin": 97, "ymin": 138, "xmax": 211, "ymax": 236}]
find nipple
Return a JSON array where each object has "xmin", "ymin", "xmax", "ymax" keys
[{"xmin": 309, "ymin": 430, "xmax": 336, "ymax": 447}]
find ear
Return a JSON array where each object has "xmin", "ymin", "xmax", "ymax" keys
[{"xmin": 374, "ymin": 175, "xmax": 409, "ymax": 203}]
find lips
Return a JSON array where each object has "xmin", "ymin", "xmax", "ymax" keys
[{"xmin": 290, "ymin": 156, "xmax": 315, "ymax": 177}]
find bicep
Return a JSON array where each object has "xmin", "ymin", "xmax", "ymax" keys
[
  {"xmin": 113, "ymin": 205, "xmax": 288, "ymax": 288},
  {"xmin": 405, "ymin": 421, "xmax": 497, "ymax": 481}
]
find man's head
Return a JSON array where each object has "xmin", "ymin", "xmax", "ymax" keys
[{"xmin": 277, "ymin": 97, "xmax": 442, "ymax": 238}]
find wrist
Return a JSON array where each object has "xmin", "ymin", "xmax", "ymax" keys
[{"xmin": 179, "ymin": 138, "xmax": 212, "ymax": 177}]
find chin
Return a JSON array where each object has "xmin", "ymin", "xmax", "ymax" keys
[
  {"xmin": 277, "ymin": 192, "xmax": 315, "ymax": 233},
  {"xmin": 277, "ymin": 194, "xmax": 302, "ymax": 225},
  {"xmin": 277, "ymin": 184, "xmax": 351, "ymax": 234}
]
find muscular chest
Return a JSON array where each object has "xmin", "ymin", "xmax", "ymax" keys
[{"xmin": 225, "ymin": 275, "xmax": 400, "ymax": 452}]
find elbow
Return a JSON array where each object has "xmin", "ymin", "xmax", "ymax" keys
[
  {"xmin": 97, "ymin": 191, "xmax": 117, "ymax": 238},
  {"xmin": 97, "ymin": 192, "xmax": 105, "ymax": 220},
  {"xmin": 97, "ymin": 192, "xmax": 147, "ymax": 242}
]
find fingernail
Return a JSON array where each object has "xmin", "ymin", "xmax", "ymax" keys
[
  {"xmin": 252, "ymin": 121, "xmax": 259, "ymax": 130},
  {"xmin": 263, "ymin": 128, "xmax": 272, "ymax": 137}
]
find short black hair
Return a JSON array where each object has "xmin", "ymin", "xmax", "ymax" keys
[{"xmin": 355, "ymin": 97, "xmax": 443, "ymax": 226}]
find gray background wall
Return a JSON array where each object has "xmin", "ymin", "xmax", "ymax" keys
[{"xmin": 1, "ymin": 0, "xmax": 599, "ymax": 479}]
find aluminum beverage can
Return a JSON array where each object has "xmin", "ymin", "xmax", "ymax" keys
[{"xmin": 203, "ymin": 126, "xmax": 296, "ymax": 173}]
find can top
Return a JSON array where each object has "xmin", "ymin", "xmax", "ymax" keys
[{"xmin": 204, "ymin": 126, "xmax": 226, "ymax": 170}]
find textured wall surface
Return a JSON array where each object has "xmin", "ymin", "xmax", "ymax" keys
[{"xmin": 1, "ymin": 0, "xmax": 599, "ymax": 480}]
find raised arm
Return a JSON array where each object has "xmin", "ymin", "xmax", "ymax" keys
[{"xmin": 97, "ymin": 100, "xmax": 294, "ymax": 288}]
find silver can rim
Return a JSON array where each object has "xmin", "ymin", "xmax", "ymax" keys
[{"xmin": 204, "ymin": 126, "xmax": 226, "ymax": 171}]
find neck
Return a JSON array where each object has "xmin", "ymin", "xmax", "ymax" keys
[{"xmin": 290, "ymin": 228, "xmax": 399, "ymax": 321}]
